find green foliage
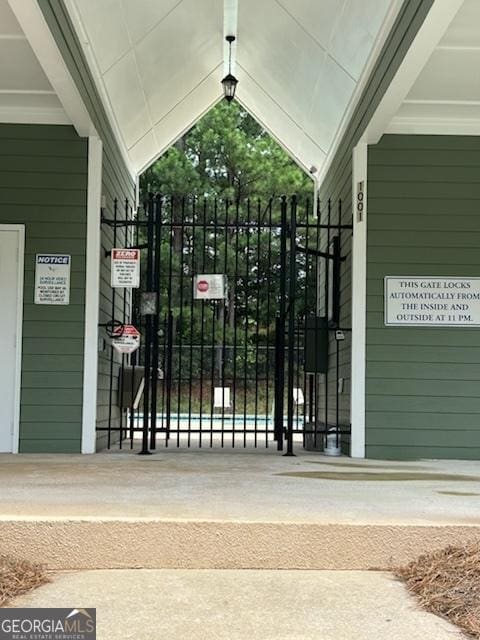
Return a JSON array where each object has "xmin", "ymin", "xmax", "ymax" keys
[
  {"xmin": 140, "ymin": 101, "xmax": 312, "ymax": 201},
  {"xmin": 136, "ymin": 101, "xmax": 317, "ymax": 387}
]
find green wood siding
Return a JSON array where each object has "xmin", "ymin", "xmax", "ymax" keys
[
  {"xmin": 366, "ymin": 134, "xmax": 480, "ymax": 460},
  {"xmin": 316, "ymin": 0, "xmax": 434, "ymax": 453},
  {"xmin": 0, "ymin": 123, "xmax": 87, "ymax": 453},
  {"xmin": 39, "ymin": 0, "xmax": 136, "ymax": 449}
]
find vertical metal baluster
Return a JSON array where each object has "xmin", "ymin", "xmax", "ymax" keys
[
  {"xmin": 274, "ymin": 196, "xmax": 288, "ymax": 451},
  {"xmin": 302, "ymin": 200, "xmax": 311, "ymax": 447},
  {"xmin": 253, "ymin": 199, "xmax": 262, "ymax": 448},
  {"xmin": 264, "ymin": 199, "xmax": 273, "ymax": 447},
  {"xmin": 176, "ymin": 198, "xmax": 186, "ymax": 448},
  {"xmin": 149, "ymin": 195, "xmax": 162, "ymax": 450},
  {"xmin": 220, "ymin": 200, "xmax": 229, "ymax": 446},
  {"xmin": 243, "ymin": 199, "xmax": 251, "ymax": 447},
  {"xmin": 187, "ymin": 198, "xmax": 196, "ymax": 448},
  {"xmin": 140, "ymin": 194, "xmax": 154, "ymax": 455},
  {"xmin": 107, "ymin": 198, "xmax": 117, "ymax": 449},
  {"xmin": 159, "ymin": 206, "xmax": 167, "ymax": 444},
  {"xmin": 129, "ymin": 202, "xmax": 141, "ymax": 449},
  {"xmin": 165, "ymin": 197, "xmax": 175, "ymax": 446},
  {"xmin": 324, "ymin": 198, "xmax": 332, "ymax": 449},
  {"xmin": 119, "ymin": 199, "xmax": 129, "ymax": 449},
  {"xmin": 314, "ymin": 197, "xmax": 321, "ymax": 449},
  {"xmin": 336, "ymin": 199, "xmax": 342, "ymax": 451},
  {"xmin": 285, "ymin": 195, "xmax": 297, "ymax": 456},
  {"xmin": 198, "ymin": 198, "xmax": 208, "ymax": 448},
  {"xmin": 231, "ymin": 199, "xmax": 241, "ymax": 448},
  {"xmin": 209, "ymin": 199, "xmax": 219, "ymax": 447}
]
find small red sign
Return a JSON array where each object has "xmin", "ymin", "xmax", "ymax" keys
[
  {"xmin": 197, "ymin": 280, "xmax": 209, "ymax": 292},
  {"xmin": 112, "ymin": 324, "xmax": 140, "ymax": 354}
]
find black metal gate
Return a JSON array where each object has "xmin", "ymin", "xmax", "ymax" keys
[{"xmin": 100, "ymin": 194, "xmax": 351, "ymax": 453}]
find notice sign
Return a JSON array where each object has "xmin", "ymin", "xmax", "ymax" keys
[
  {"xmin": 111, "ymin": 324, "xmax": 140, "ymax": 354},
  {"xmin": 34, "ymin": 254, "xmax": 71, "ymax": 305},
  {"xmin": 194, "ymin": 274, "xmax": 227, "ymax": 300},
  {"xmin": 111, "ymin": 249, "xmax": 140, "ymax": 288},
  {"xmin": 385, "ymin": 277, "xmax": 480, "ymax": 327}
]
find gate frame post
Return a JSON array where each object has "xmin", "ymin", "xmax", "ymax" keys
[{"xmin": 284, "ymin": 194, "xmax": 297, "ymax": 457}]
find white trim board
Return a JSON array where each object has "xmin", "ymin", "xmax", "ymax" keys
[
  {"xmin": 350, "ymin": 144, "xmax": 367, "ymax": 459},
  {"xmin": 0, "ymin": 224, "xmax": 25, "ymax": 454},
  {"xmin": 81, "ymin": 136, "xmax": 103, "ymax": 454}
]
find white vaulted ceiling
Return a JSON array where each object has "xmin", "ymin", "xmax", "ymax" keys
[{"xmin": 64, "ymin": 0, "xmax": 398, "ymax": 176}]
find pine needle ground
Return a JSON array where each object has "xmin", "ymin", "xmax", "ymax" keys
[
  {"xmin": 395, "ymin": 543, "xmax": 480, "ymax": 638},
  {"xmin": 0, "ymin": 556, "xmax": 50, "ymax": 606}
]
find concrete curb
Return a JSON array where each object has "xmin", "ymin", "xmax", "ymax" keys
[{"xmin": 2, "ymin": 519, "xmax": 480, "ymax": 570}]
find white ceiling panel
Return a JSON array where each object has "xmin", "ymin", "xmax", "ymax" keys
[
  {"xmin": 439, "ymin": 0, "xmax": 480, "ymax": 48},
  {"xmin": 307, "ymin": 56, "xmax": 356, "ymax": 150},
  {"xmin": 276, "ymin": 0, "xmax": 345, "ymax": 52},
  {"xmin": 329, "ymin": 0, "xmax": 392, "ymax": 80},
  {"xmin": 152, "ymin": 71, "xmax": 222, "ymax": 167},
  {"xmin": 0, "ymin": 0, "xmax": 22, "ymax": 35},
  {"xmin": 103, "ymin": 51, "xmax": 152, "ymax": 149},
  {"xmin": 121, "ymin": 0, "xmax": 181, "ymax": 45},
  {"xmin": 238, "ymin": 0, "xmax": 328, "ymax": 145},
  {"xmin": 237, "ymin": 71, "xmax": 326, "ymax": 173},
  {"xmin": 407, "ymin": 49, "xmax": 480, "ymax": 103},
  {"xmin": 135, "ymin": 0, "xmax": 222, "ymax": 122},
  {"xmin": 0, "ymin": 0, "xmax": 70, "ymax": 125},
  {"xmin": 75, "ymin": 0, "xmax": 131, "ymax": 74},
  {"xmin": 64, "ymin": 0, "xmax": 398, "ymax": 174},
  {"xmin": 0, "ymin": 39, "xmax": 52, "ymax": 91},
  {"xmin": 388, "ymin": 0, "xmax": 480, "ymax": 136},
  {"xmin": 128, "ymin": 130, "xmax": 159, "ymax": 172}
]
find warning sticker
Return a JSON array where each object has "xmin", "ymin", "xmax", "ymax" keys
[{"xmin": 111, "ymin": 249, "xmax": 140, "ymax": 288}]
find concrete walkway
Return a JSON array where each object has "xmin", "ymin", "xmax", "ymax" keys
[
  {"xmin": 14, "ymin": 569, "xmax": 463, "ymax": 640},
  {"xmin": 0, "ymin": 450, "xmax": 479, "ymax": 524},
  {"xmin": 0, "ymin": 452, "xmax": 479, "ymax": 570}
]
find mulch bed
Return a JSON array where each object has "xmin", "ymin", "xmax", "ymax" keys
[
  {"xmin": 395, "ymin": 543, "xmax": 480, "ymax": 638},
  {"xmin": 0, "ymin": 556, "xmax": 50, "ymax": 606}
]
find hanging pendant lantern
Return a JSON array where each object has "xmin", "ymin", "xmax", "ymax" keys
[{"xmin": 222, "ymin": 35, "xmax": 238, "ymax": 102}]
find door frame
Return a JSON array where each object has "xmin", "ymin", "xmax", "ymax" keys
[{"xmin": 0, "ymin": 224, "xmax": 25, "ymax": 454}]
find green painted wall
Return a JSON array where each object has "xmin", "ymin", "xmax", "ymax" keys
[
  {"xmin": 317, "ymin": 0, "xmax": 434, "ymax": 452},
  {"xmin": 39, "ymin": 0, "xmax": 136, "ymax": 449},
  {"xmin": 0, "ymin": 124, "xmax": 87, "ymax": 453},
  {"xmin": 366, "ymin": 134, "xmax": 480, "ymax": 460}
]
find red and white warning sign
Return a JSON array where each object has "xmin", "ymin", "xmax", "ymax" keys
[
  {"xmin": 193, "ymin": 274, "xmax": 227, "ymax": 300},
  {"xmin": 111, "ymin": 249, "xmax": 140, "ymax": 288},
  {"xmin": 112, "ymin": 324, "xmax": 140, "ymax": 354}
]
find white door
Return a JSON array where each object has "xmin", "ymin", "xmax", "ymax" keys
[{"xmin": 0, "ymin": 226, "xmax": 24, "ymax": 452}]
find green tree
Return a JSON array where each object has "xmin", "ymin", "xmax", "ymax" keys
[
  {"xmin": 138, "ymin": 102, "xmax": 316, "ymax": 392},
  {"xmin": 140, "ymin": 101, "xmax": 312, "ymax": 202}
]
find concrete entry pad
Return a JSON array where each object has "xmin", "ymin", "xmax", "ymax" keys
[
  {"xmin": 14, "ymin": 569, "xmax": 463, "ymax": 640},
  {"xmin": 0, "ymin": 451, "xmax": 479, "ymax": 570}
]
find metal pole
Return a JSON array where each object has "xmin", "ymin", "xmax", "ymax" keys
[
  {"xmin": 273, "ymin": 196, "xmax": 288, "ymax": 451},
  {"xmin": 149, "ymin": 195, "xmax": 162, "ymax": 450},
  {"xmin": 139, "ymin": 194, "xmax": 155, "ymax": 455},
  {"xmin": 285, "ymin": 195, "xmax": 297, "ymax": 456}
]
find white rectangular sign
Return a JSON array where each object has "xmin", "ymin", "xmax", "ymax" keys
[
  {"xmin": 111, "ymin": 249, "xmax": 140, "ymax": 288},
  {"xmin": 385, "ymin": 277, "xmax": 480, "ymax": 327},
  {"xmin": 194, "ymin": 274, "xmax": 227, "ymax": 300},
  {"xmin": 34, "ymin": 254, "xmax": 71, "ymax": 305}
]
